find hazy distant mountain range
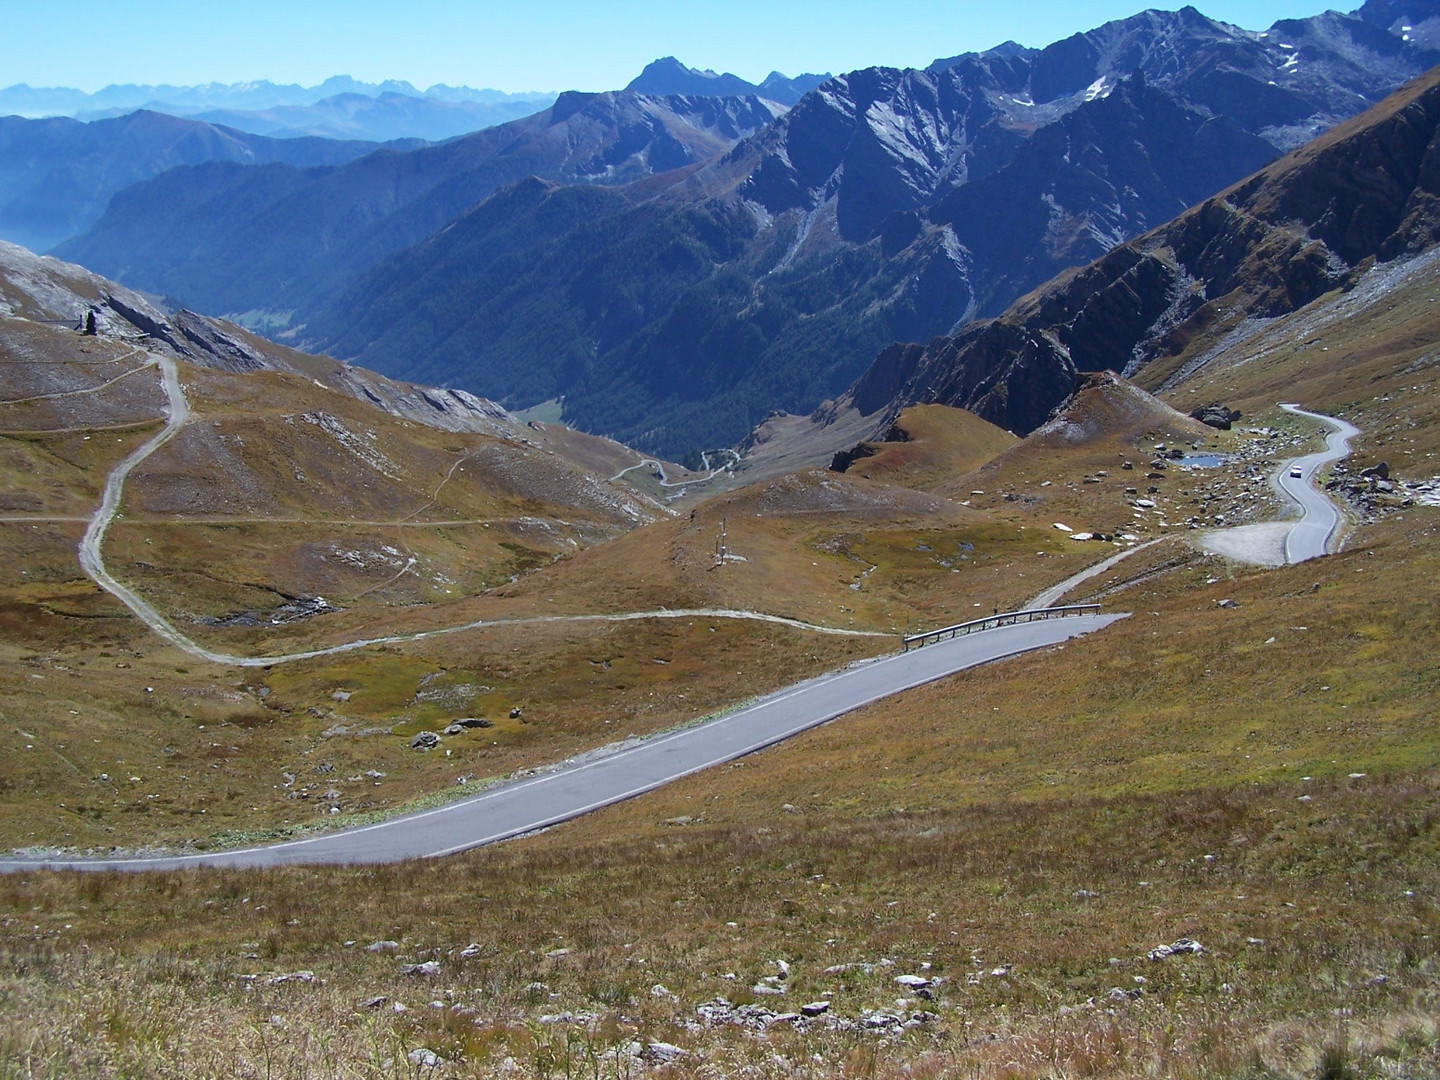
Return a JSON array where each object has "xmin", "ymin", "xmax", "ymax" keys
[
  {"xmin": 0, "ymin": 110, "xmax": 412, "ymax": 254},
  {"xmin": 52, "ymin": 91, "xmax": 784, "ymax": 323},
  {"xmin": 0, "ymin": 63, "xmax": 831, "ymax": 254},
  {"xmin": 0, "ymin": 77, "xmax": 557, "ymax": 147},
  {"xmin": 0, "ymin": 76, "xmax": 553, "ymax": 119}
]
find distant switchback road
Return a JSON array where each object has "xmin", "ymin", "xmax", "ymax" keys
[
  {"xmin": 1277, "ymin": 404, "xmax": 1360, "ymax": 562},
  {"xmin": 71, "ymin": 355, "xmax": 884, "ymax": 666}
]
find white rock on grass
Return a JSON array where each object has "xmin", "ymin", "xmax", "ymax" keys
[
  {"xmin": 1147, "ymin": 937, "xmax": 1204, "ymax": 961},
  {"xmin": 266, "ymin": 970, "xmax": 320, "ymax": 985}
]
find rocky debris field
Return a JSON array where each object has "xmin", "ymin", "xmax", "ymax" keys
[{"xmin": 1326, "ymin": 459, "xmax": 1440, "ymax": 522}]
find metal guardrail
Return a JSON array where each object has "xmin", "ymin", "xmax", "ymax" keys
[{"xmin": 902, "ymin": 604, "xmax": 1102, "ymax": 651}]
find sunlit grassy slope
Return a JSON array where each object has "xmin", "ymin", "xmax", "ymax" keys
[{"xmin": 3, "ymin": 221, "xmax": 1440, "ymax": 1076}]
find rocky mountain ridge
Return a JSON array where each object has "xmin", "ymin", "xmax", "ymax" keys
[
  {"xmin": 55, "ymin": 91, "xmax": 783, "ymax": 325},
  {"xmin": 311, "ymin": 74, "xmax": 1280, "ymax": 455},
  {"xmin": 832, "ymin": 62, "xmax": 1440, "ymax": 438},
  {"xmin": 47, "ymin": 2, "xmax": 1440, "ymax": 459},
  {"xmin": 301, "ymin": 2, "xmax": 1440, "ymax": 456},
  {"xmin": 626, "ymin": 57, "xmax": 830, "ymax": 107}
]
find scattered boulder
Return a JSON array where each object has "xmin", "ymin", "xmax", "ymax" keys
[
  {"xmin": 409, "ymin": 732, "xmax": 440, "ymax": 751},
  {"xmin": 801, "ymin": 1001, "xmax": 830, "ymax": 1017},
  {"xmin": 1191, "ymin": 404, "xmax": 1240, "ymax": 430},
  {"xmin": 641, "ymin": 1042, "xmax": 687, "ymax": 1064},
  {"xmin": 407, "ymin": 1048, "xmax": 443, "ymax": 1068},
  {"xmin": 509, "ymin": 707, "xmax": 523, "ymax": 719},
  {"xmin": 402, "ymin": 960, "xmax": 441, "ymax": 977},
  {"xmin": 1360, "ymin": 462, "xmax": 1389, "ymax": 480},
  {"xmin": 365, "ymin": 940, "xmax": 400, "ymax": 953},
  {"xmin": 267, "ymin": 970, "xmax": 320, "ymax": 986},
  {"xmin": 449, "ymin": 717, "xmax": 491, "ymax": 729},
  {"xmin": 361, "ymin": 995, "xmax": 389, "ymax": 1009},
  {"xmin": 1147, "ymin": 937, "xmax": 1204, "ymax": 961}
]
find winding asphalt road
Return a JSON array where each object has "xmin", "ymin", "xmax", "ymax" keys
[
  {"xmin": 0, "ymin": 350, "xmax": 1130, "ymax": 871},
  {"xmin": 5, "ymin": 390, "xmax": 1356, "ymax": 870},
  {"xmin": 1277, "ymin": 404, "xmax": 1361, "ymax": 562},
  {"xmin": 0, "ymin": 612, "xmax": 1123, "ymax": 871}
]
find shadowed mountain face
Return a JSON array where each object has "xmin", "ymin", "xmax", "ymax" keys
[
  {"xmin": 305, "ymin": 76, "xmax": 1280, "ymax": 455},
  {"xmin": 839, "ymin": 65, "xmax": 1440, "ymax": 436},
  {"xmin": 0, "ymin": 110, "xmax": 401, "ymax": 253},
  {"xmin": 50, "ymin": 4, "xmax": 1440, "ymax": 458}
]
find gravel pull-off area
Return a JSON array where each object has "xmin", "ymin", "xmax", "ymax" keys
[{"xmin": 1198, "ymin": 521, "xmax": 1291, "ymax": 567}]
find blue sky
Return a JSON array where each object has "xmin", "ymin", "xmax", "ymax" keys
[{"xmin": 4, "ymin": 0, "xmax": 1338, "ymax": 93}]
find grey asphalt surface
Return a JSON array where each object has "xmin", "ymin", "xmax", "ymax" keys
[
  {"xmin": 1277, "ymin": 404, "xmax": 1360, "ymax": 562},
  {"xmin": 0, "ymin": 612, "xmax": 1125, "ymax": 872}
]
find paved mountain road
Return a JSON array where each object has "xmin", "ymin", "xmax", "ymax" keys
[
  {"xmin": 9, "ymin": 378, "xmax": 1352, "ymax": 870},
  {"xmin": 1277, "ymin": 404, "xmax": 1360, "ymax": 562},
  {"xmin": 0, "ymin": 612, "xmax": 1124, "ymax": 871},
  {"xmin": 1199, "ymin": 405, "xmax": 1358, "ymax": 566}
]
